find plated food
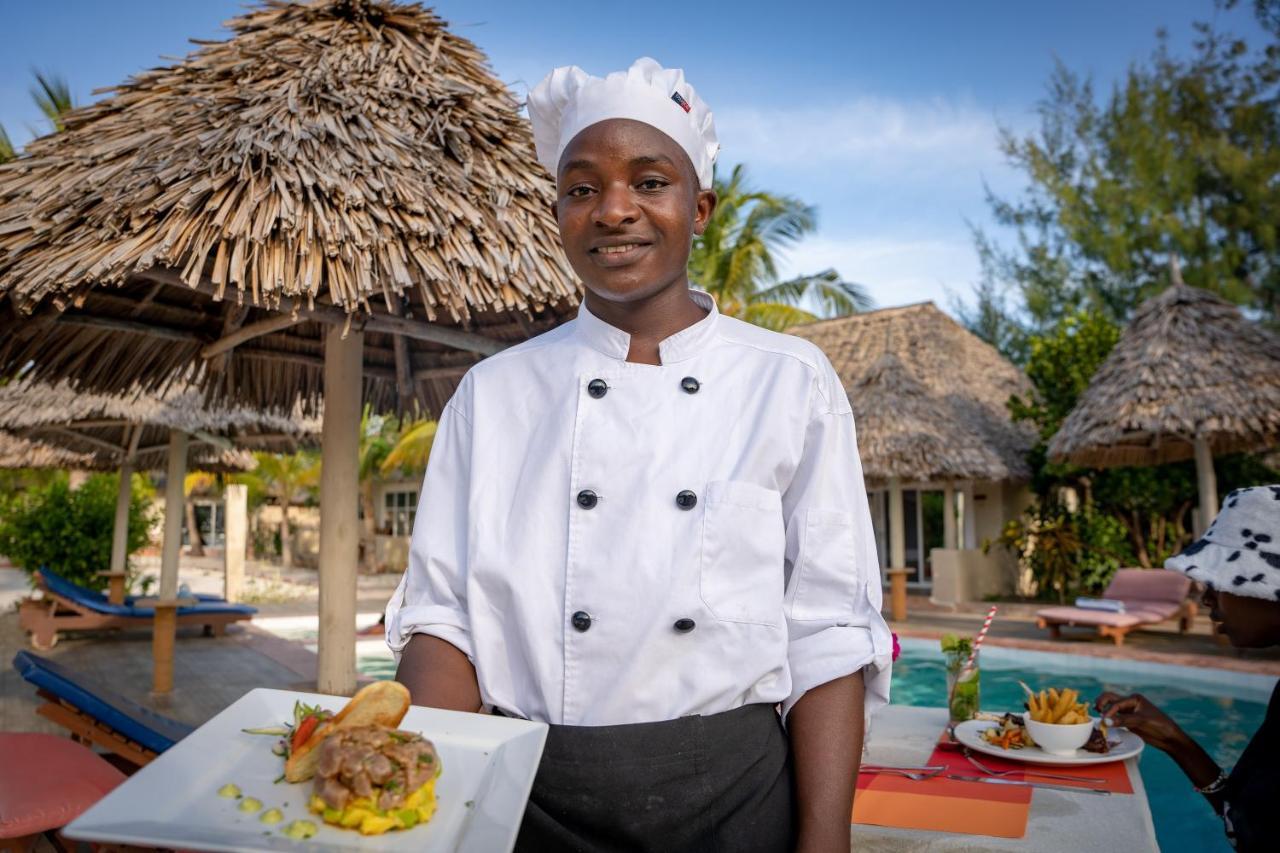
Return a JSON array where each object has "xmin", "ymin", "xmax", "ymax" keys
[
  {"xmin": 241, "ymin": 681, "xmax": 441, "ymax": 837},
  {"xmin": 309, "ymin": 725, "xmax": 441, "ymax": 835},
  {"xmin": 1019, "ymin": 684, "xmax": 1101, "ymax": 756},
  {"xmin": 978, "ymin": 712, "xmax": 1032, "ymax": 750},
  {"xmin": 1023, "ymin": 685, "xmax": 1090, "ymax": 726}
]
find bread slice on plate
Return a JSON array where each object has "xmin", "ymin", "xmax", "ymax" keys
[{"xmin": 284, "ymin": 681, "xmax": 411, "ymax": 782}]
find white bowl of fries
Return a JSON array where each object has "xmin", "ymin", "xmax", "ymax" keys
[{"xmin": 1022, "ymin": 685, "xmax": 1095, "ymax": 755}]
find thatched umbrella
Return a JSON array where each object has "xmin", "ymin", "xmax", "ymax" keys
[
  {"xmin": 790, "ymin": 301, "xmax": 1034, "ymax": 552},
  {"xmin": 0, "ymin": 379, "xmax": 316, "ymax": 655},
  {"xmin": 1049, "ymin": 281, "xmax": 1280, "ymax": 534},
  {"xmin": 0, "ymin": 0, "xmax": 577, "ymax": 694},
  {"xmin": 0, "ymin": 434, "xmax": 94, "ymax": 470}
]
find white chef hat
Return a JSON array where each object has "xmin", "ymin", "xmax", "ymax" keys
[{"xmin": 527, "ymin": 57, "xmax": 720, "ymax": 190}]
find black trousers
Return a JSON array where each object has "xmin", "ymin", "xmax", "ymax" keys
[{"xmin": 508, "ymin": 703, "xmax": 795, "ymax": 853}]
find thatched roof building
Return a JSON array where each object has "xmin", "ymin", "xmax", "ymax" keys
[
  {"xmin": 1049, "ymin": 284, "xmax": 1280, "ymax": 467},
  {"xmin": 846, "ymin": 353, "xmax": 1016, "ymax": 485},
  {"xmin": 789, "ymin": 302, "xmax": 1034, "ymax": 485},
  {"xmin": 0, "ymin": 0, "xmax": 577, "ymax": 415},
  {"xmin": 0, "ymin": 379, "xmax": 315, "ymax": 472}
]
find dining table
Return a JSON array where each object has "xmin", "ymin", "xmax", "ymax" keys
[{"xmin": 849, "ymin": 705, "xmax": 1159, "ymax": 851}]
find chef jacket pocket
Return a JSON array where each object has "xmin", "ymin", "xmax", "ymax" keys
[
  {"xmin": 699, "ymin": 480, "xmax": 785, "ymax": 626},
  {"xmin": 790, "ymin": 508, "xmax": 859, "ymax": 622}
]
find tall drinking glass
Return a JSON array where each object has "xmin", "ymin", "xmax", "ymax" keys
[{"xmin": 946, "ymin": 649, "xmax": 980, "ymax": 723}]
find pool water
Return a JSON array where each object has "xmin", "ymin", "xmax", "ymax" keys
[{"xmin": 892, "ymin": 644, "xmax": 1272, "ymax": 853}]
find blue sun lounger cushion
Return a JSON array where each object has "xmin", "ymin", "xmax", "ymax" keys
[
  {"xmin": 12, "ymin": 651, "xmax": 194, "ymax": 755},
  {"xmin": 38, "ymin": 567, "xmax": 256, "ymax": 617}
]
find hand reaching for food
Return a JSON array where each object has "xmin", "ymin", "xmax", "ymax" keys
[{"xmin": 1094, "ymin": 691, "xmax": 1189, "ymax": 753}]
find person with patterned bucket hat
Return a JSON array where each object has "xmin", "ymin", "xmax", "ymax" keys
[{"xmin": 1096, "ymin": 485, "xmax": 1280, "ymax": 851}]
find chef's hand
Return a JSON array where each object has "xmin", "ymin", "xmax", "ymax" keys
[{"xmin": 1094, "ymin": 691, "xmax": 1188, "ymax": 754}]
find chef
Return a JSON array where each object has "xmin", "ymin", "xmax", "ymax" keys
[{"xmin": 388, "ymin": 57, "xmax": 892, "ymax": 853}]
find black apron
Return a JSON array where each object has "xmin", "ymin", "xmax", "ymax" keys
[{"xmin": 499, "ymin": 703, "xmax": 795, "ymax": 853}]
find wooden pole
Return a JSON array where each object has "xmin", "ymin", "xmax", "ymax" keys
[
  {"xmin": 106, "ymin": 460, "xmax": 133, "ymax": 604},
  {"xmin": 960, "ymin": 483, "xmax": 978, "ymax": 549},
  {"xmin": 153, "ymin": 429, "xmax": 188, "ymax": 694},
  {"xmin": 152, "ymin": 605, "xmax": 177, "ymax": 694},
  {"xmin": 943, "ymin": 481, "xmax": 957, "ymax": 550},
  {"xmin": 104, "ymin": 425, "xmax": 142, "ymax": 604},
  {"xmin": 1193, "ymin": 436, "xmax": 1219, "ymax": 536},
  {"xmin": 887, "ymin": 476, "xmax": 908, "ymax": 621},
  {"xmin": 224, "ymin": 483, "xmax": 248, "ymax": 603},
  {"xmin": 317, "ymin": 325, "xmax": 363, "ymax": 696}
]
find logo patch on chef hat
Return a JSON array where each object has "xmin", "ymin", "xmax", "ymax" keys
[{"xmin": 671, "ymin": 91, "xmax": 692, "ymax": 113}]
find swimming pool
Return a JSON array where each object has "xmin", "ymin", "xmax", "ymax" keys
[
  {"xmin": 893, "ymin": 638, "xmax": 1274, "ymax": 853},
  {"xmin": 256, "ymin": 616, "xmax": 1273, "ymax": 851}
]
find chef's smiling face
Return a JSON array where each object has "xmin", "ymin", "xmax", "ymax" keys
[{"xmin": 554, "ymin": 118, "xmax": 716, "ymax": 303}]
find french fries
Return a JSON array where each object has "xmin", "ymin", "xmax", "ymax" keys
[{"xmin": 1021, "ymin": 684, "xmax": 1091, "ymax": 725}]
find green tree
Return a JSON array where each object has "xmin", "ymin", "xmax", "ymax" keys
[
  {"xmin": 975, "ymin": 6, "xmax": 1280, "ymax": 327},
  {"xmin": 382, "ymin": 420, "xmax": 437, "ymax": 475},
  {"xmin": 0, "ymin": 125, "xmax": 14, "ymax": 164},
  {"xmin": 0, "ymin": 473, "xmax": 152, "ymax": 591},
  {"xmin": 688, "ymin": 164, "xmax": 872, "ymax": 331},
  {"xmin": 231, "ymin": 451, "xmax": 319, "ymax": 569}
]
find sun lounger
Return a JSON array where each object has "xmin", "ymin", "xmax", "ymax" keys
[
  {"xmin": 17, "ymin": 567, "xmax": 256, "ymax": 649},
  {"xmin": 1035, "ymin": 568, "xmax": 1195, "ymax": 645},
  {"xmin": 12, "ymin": 651, "xmax": 194, "ymax": 769}
]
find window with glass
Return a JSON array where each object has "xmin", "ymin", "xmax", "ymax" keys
[{"xmin": 384, "ymin": 489, "xmax": 418, "ymax": 536}]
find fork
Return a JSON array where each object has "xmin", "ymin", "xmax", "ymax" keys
[
  {"xmin": 963, "ymin": 749, "xmax": 1106, "ymax": 784},
  {"xmin": 860, "ymin": 765, "xmax": 946, "ymax": 781}
]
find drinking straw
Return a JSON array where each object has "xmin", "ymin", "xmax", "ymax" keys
[{"xmin": 963, "ymin": 604, "xmax": 998, "ymax": 674}]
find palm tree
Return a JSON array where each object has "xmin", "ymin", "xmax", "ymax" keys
[
  {"xmin": 381, "ymin": 419, "xmax": 437, "ymax": 475},
  {"xmin": 30, "ymin": 70, "xmax": 74, "ymax": 133},
  {"xmin": 183, "ymin": 471, "xmax": 217, "ymax": 557},
  {"xmin": 688, "ymin": 164, "xmax": 872, "ymax": 331},
  {"xmin": 0, "ymin": 125, "xmax": 14, "ymax": 164},
  {"xmin": 233, "ymin": 451, "xmax": 320, "ymax": 569}
]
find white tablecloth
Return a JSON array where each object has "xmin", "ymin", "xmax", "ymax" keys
[{"xmin": 850, "ymin": 706, "xmax": 1159, "ymax": 852}]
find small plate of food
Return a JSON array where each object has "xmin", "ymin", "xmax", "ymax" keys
[
  {"xmin": 64, "ymin": 683, "xmax": 548, "ymax": 852},
  {"xmin": 954, "ymin": 686, "xmax": 1143, "ymax": 766}
]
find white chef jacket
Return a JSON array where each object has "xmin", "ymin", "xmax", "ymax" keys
[{"xmin": 386, "ymin": 288, "xmax": 892, "ymax": 726}]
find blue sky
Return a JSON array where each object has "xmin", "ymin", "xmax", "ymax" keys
[{"xmin": 0, "ymin": 1, "xmax": 1269, "ymax": 313}]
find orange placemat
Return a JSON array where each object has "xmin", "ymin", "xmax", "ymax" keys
[
  {"xmin": 852, "ymin": 730, "xmax": 1134, "ymax": 838},
  {"xmin": 853, "ymin": 741, "xmax": 1031, "ymax": 839}
]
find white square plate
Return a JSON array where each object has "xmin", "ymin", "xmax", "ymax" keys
[{"xmin": 65, "ymin": 688, "xmax": 548, "ymax": 852}]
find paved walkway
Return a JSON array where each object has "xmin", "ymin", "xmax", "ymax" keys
[{"xmin": 0, "ymin": 556, "xmax": 399, "ymax": 739}]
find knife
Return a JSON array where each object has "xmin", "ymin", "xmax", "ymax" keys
[{"xmin": 947, "ymin": 774, "xmax": 1111, "ymax": 795}]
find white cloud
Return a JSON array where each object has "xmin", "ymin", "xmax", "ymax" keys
[
  {"xmin": 776, "ymin": 232, "xmax": 979, "ymax": 312},
  {"xmin": 715, "ymin": 94, "xmax": 1021, "ymax": 188}
]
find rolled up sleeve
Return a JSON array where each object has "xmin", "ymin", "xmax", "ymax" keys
[
  {"xmin": 385, "ymin": 397, "xmax": 474, "ymax": 662},
  {"xmin": 781, "ymin": 366, "xmax": 892, "ymax": 720}
]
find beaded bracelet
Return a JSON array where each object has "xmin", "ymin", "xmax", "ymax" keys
[{"xmin": 1194, "ymin": 770, "xmax": 1229, "ymax": 795}]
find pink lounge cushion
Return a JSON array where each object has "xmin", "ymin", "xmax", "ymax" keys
[
  {"xmin": 1120, "ymin": 599, "xmax": 1183, "ymax": 621},
  {"xmin": 1037, "ymin": 606, "xmax": 1144, "ymax": 628},
  {"xmin": 0, "ymin": 733, "xmax": 125, "ymax": 839},
  {"xmin": 1104, "ymin": 569, "xmax": 1192, "ymax": 604}
]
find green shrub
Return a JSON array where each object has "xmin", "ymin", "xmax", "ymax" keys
[
  {"xmin": 0, "ymin": 473, "xmax": 152, "ymax": 591},
  {"xmin": 990, "ymin": 501, "xmax": 1135, "ymax": 602}
]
